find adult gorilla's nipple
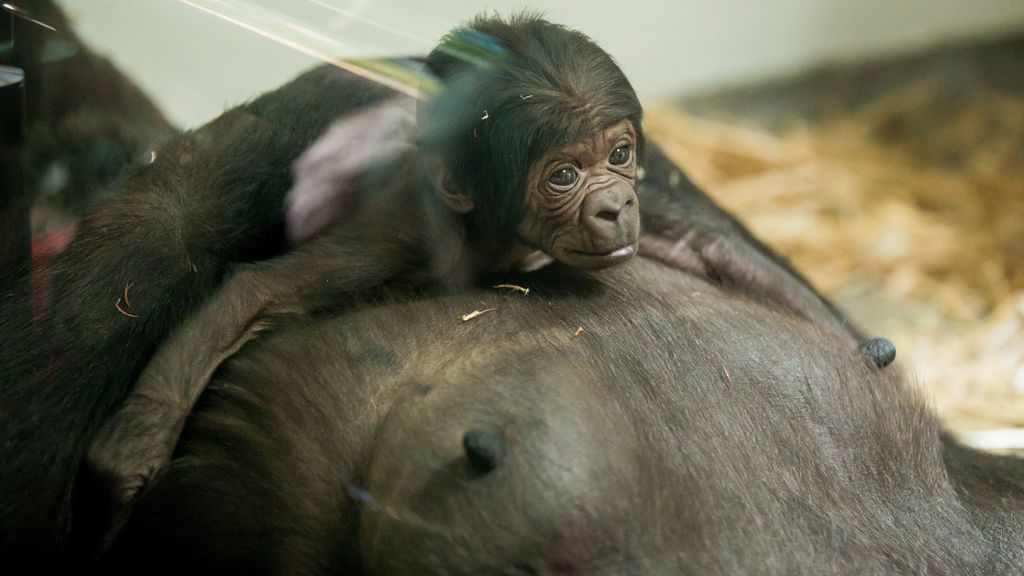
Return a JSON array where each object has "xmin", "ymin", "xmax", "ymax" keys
[
  {"xmin": 463, "ymin": 429, "xmax": 503, "ymax": 474},
  {"xmin": 860, "ymin": 337, "xmax": 897, "ymax": 369}
]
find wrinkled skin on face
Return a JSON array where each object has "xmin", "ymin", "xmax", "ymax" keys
[{"xmin": 518, "ymin": 121, "xmax": 641, "ymax": 269}]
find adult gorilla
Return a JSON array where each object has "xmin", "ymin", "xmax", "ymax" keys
[{"xmin": 98, "ymin": 257, "xmax": 1024, "ymax": 575}]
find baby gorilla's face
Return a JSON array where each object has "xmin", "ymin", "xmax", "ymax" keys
[{"xmin": 518, "ymin": 121, "xmax": 640, "ymax": 269}]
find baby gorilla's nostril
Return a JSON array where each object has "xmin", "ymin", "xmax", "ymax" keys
[{"xmin": 463, "ymin": 429, "xmax": 502, "ymax": 474}]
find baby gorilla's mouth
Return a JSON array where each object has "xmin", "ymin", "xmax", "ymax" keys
[
  {"xmin": 569, "ymin": 243, "xmax": 637, "ymax": 267},
  {"xmin": 575, "ymin": 245, "xmax": 635, "ymax": 258}
]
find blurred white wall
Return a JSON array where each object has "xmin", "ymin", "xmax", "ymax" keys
[{"xmin": 55, "ymin": 0, "xmax": 1024, "ymax": 128}]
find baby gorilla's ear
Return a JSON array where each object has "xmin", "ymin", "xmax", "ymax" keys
[{"xmin": 425, "ymin": 159, "xmax": 474, "ymax": 214}]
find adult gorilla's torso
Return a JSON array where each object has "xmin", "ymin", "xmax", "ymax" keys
[{"xmin": 107, "ymin": 258, "xmax": 1020, "ymax": 575}]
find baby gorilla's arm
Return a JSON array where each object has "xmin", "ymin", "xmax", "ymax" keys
[{"xmin": 85, "ymin": 175, "xmax": 442, "ymax": 532}]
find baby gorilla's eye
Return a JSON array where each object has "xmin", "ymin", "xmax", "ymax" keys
[
  {"xmin": 609, "ymin": 145, "xmax": 631, "ymax": 166},
  {"xmin": 547, "ymin": 167, "xmax": 578, "ymax": 189}
]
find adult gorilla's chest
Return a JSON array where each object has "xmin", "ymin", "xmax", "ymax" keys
[{"xmin": 148, "ymin": 259, "xmax": 981, "ymax": 575}]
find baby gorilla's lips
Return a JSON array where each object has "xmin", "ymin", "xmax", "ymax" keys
[
  {"xmin": 569, "ymin": 242, "xmax": 637, "ymax": 268},
  {"xmin": 581, "ymin": 244, "xmax": 636, "ymax": 259}
]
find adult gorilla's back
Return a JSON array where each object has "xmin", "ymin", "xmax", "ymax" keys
[{"xmin": 104, "ymin": 258, "xmax": 1024, "ymax": 575}]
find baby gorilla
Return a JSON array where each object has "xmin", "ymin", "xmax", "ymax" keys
[{"xmin": 86, "ymin": 15, "xmax": 644, "ymax": 519}]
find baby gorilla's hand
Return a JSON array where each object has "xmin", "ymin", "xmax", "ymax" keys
[
  {"xmin": 286, "ymin": 95, "xmax": 418, "ymax": 245},
  {"xmin": 86, "ymin": 396, "xmax": 173, "ymax": 510}
]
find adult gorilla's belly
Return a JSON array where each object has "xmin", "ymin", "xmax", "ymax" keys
[{"xmin": 108, "ymin": 258, "xmax": 1006, "ymax": 575}]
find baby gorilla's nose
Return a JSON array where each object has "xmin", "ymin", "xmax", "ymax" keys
[
  {"xmin": 595, "ymin": 201, "xmax": 631, "ymax": 223},
  {"xmin": 581, "ymin": 184, "xmax": 638, "ymax": 241}
]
